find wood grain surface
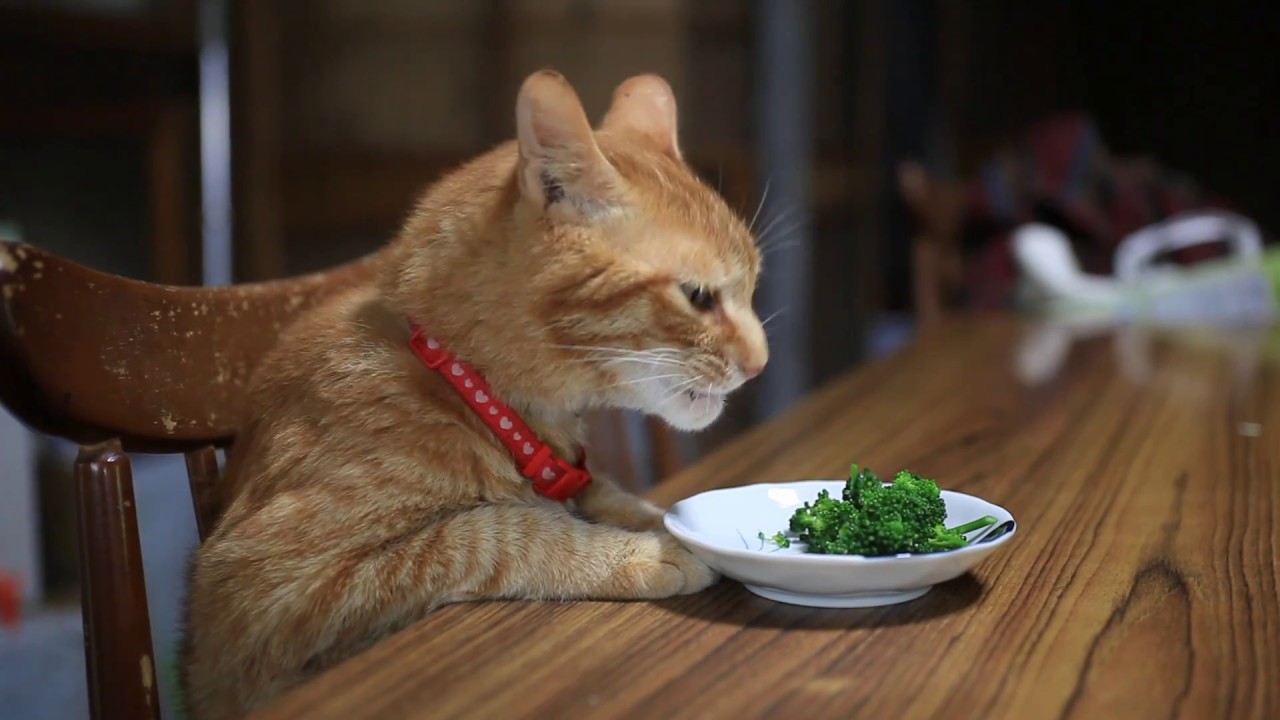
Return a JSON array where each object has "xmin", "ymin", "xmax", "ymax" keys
[{"xmin": 253, "ymin": 316, "xmax": 1279, "ymax": 720}]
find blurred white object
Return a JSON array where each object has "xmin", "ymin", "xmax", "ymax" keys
[
  {"xmin": 1013, "ymin": 211, "xmax": 1277, "ymax": 325},
  {"xmin": 1013, "ymin": 224, "xmax": 1125, "ymax": 308},
  {"xmin": 1112, "ymin": 210, "xmax": 1263, "ymax": 283}
]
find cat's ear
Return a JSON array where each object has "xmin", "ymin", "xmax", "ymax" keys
[
  {"xmin": 600, "ymin": 74, "xmax": 681, "ymax": 160},
  {"xmin": 515, "ymin": 70, "xmax": 622, "ymax": 220}
]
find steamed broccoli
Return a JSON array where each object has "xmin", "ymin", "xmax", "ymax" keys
[
  {"xmin": 758, "ymin": 531, "xmax": 791, "ymax": 549},
  {"xmin": 776, "ymin": 464, "xmax": 995, "ymax": 556},
  {"xmin": 922, "ymin": 515, "xmax": 1002, "ymax": 551}
]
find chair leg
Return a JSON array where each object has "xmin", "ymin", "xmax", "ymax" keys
[
  {"xmin": 74, "ymin": 442, "xmax": 161, "ymax": 720},
  {"xmin": 184, "ymin": 446, "xmax": 221, "ymax": 541}
]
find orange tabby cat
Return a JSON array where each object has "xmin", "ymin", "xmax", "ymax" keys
[{"xmin": 180, "ymin": 70, "xmax": 768, "ymax": 719}]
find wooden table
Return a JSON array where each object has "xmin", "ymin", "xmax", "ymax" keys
[{"xmin": 255, "ymin": 316, "xmax": 1278, "ymax": 719}]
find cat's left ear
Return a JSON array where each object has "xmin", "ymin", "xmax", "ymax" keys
[
  {"xmin": 516, "ymin": 70, "xmax": 623, "ymax": 221},
  {"xmin": 600, "ymin": 74, "xmax": 681, "ymax": 160}
]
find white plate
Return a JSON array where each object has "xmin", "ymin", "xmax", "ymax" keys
[{"xmin": 663, "ymin": 479, "xmax": 1017, "ymax": 608}]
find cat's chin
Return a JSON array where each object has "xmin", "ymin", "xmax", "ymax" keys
[
  {"xmin": 649, "ymin": 388, "xmax": 727, "ymax": 431},
  {"xmin": 660, "ymin": 412, "xmax": 720, "ymax": 432}
]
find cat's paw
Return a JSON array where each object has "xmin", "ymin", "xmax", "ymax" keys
[{"xmin": 628, "ymin": 533, "xmax": 718, "ymax": 597}]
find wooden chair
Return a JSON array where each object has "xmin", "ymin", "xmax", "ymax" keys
[
  {"xmin": 1, "ymin": 240, "xmax": 379, "ymax": 719},
  {"xmin": 0, "ymin": 239, "xmax": 685, "ymax": 720},
  {"xmin": 896, "ymin": 160, "xmax": 968, "ymax": 323}
]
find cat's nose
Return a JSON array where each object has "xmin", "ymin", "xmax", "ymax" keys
[{"xmin": 734, "ymin": 313, "xmax": 769, "ymax": 380}]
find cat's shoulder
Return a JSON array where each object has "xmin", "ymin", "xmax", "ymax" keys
[{"xmin": 253, "ymin": 284, "xmax": 409, "ymax": 387}]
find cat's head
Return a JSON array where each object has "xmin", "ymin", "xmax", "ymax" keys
[{"xmin": 512, "ymin": 70, "xmax": 769, "ymax": 431}]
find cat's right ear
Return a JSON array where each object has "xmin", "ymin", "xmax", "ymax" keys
[
  {"xmin": 600, "ymin": 74, "xmax": 681, "ymax": 160},
  {"xmin": 515, "ymin": 70, "xmax": 622, "ymax": 221}
]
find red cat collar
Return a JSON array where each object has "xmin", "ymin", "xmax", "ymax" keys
[{"xmin": 407, "ymin": 322, "xmax": 592, "ymax": 501}]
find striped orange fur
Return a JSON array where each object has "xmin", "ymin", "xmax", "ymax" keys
[{"xmin": 179, "ymin": 70, "xmax": 768, "ymax": 719}]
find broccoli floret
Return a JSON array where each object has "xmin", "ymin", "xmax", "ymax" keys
[
  {"xmin": 842, "ymin": 464, "xmax": 881, "ymax": 506},
  {"xmin": 877, "ymin": 470, "xmax": 947, "ymax": 530},
  {"xmin": 822, "ymin": 511, "xmax": 915, "ymax": 556},
  {"xmin": 788, "ymin": 489, "xmax": 847, "ymax": 536},
  {"xmin": 757, "ymin": 531, "xmax": 791, "ymax": 549},
  {"xmin": 780, "ymin": 464, "xmax": 992, "ymax": 556}
]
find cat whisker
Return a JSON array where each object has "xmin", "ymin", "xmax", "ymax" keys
[
  {"xmin": 561, "ymin": 351, "xmax": 686, "ymax": 362},
  {"xmin": 757, "ymin": 218, "xmax": 803, "ymax": 253},
  {"xmin": 555, "ymin": 347, "xmax": 692, "ymax": 371},
  {"xmin": 754, "ymin": 206, "xmax": 797, "ymax": 242},
  {"xmin": 571, "ymin": 363, "xmax": 690, "ymax": 382},
  {"xmin": 754, "ymin": 207, "xmax": 797, "ymax": 244},
  {"xmin": 760, "ymin": 307, "xmax": 787, "ymax": 328},
  {"xmin": 761, "ymin": 239, "xmax": 801, "ymax": 257},
  {"xmin": 747, "ymin": 179, "xmax": 770, "ymax": 235},
  {"xmin": 555, "ymin": 343, "xmax": 686, "ymax": 353},
  {"xmin": 759, "ymin": 239, "xmax": 801, "ymax": 261},
  {"xmin": 552, "ymin": 343, "xmax": 687, "ymax": 358},
  {"xmin": 759, "ymin": 225, "xmax": 802, "ymax": 248},
  {"xmin": 596, "ymin": 373, "xmax": 687, "ymax": 391},
  {"xmin": 758, "ymin": 236, "xmax": 798, "ymax": 256},
  {"xmin": 567, "ymin": 354, "xmax": 691, "ymax": 368},
  {"xmin": 657, "ymin": 376, "xmax": 701, "ymax": 405},
  {"xmin": 564, "ymin": 359, "xmax": 693, "ymax": 378}
]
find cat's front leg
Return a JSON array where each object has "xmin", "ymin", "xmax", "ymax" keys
[
  {"xmin": 573, "ymin": 473, "xmax": 668, "ymax": 531},
  {"xmin": 183, "ymin": 496, "xmax": 716, "ymax": 719}
]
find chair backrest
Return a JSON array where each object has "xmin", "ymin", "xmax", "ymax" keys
[{"xmin": 0, "ymin": 240, "xmax": 379, "ymax": 452}]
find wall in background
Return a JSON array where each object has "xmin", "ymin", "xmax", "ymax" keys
[{"xmin": 0, "ymin": 407, "xmax": 39, "ymax": 605}]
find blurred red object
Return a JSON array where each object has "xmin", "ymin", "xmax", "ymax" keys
[{"xmin": 0, "ymin": 571, "xmax": 19, "ymax": 628}]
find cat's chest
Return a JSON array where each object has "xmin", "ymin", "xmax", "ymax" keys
[{"xmin": 521, "ymin": 411, "xmax": 585, "ymax": 459}]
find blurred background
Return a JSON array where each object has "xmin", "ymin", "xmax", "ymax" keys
[{"xmin": 1, "ymin": 1, "xmax": 1276, "ymax": 718}]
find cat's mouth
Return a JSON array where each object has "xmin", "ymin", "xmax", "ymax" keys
[{"xmin": 686, "ymin": 388, "xmax": 725, "ymax": 402}]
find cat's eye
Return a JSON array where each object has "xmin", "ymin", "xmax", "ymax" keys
[{"xmin": 681, "ymin": 283, "xmax": 717, "ymax": 312}]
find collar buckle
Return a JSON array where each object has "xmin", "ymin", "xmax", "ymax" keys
[{"xmin": 523, "ymin": 446, "xmax": 592, "ymax": 501}]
